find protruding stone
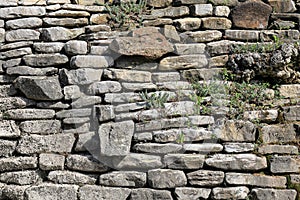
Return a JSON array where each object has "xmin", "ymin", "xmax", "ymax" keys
[
  {"xmin": 148, "ymin": 169, "xmax": 187, "ymax": 188},
  {"xmin": 40, "ymin": 27, "xmax": 85, "ymax": 41},
  {"xmin": 100, "ymin": 171, "xmax": 146, "ymax": 187},
  {"xmin": 48, "ymin": 171, "xmax": 96, "ymax": 184},
  {"xmin": 64, "ymin": 40, "xmax": 88, "ymax": 55},
  {"xmin": 19, "ymin": 120, "xmax": 61, "ymax": 134},
  {"xmin": 164, "ymin": 154, "xmax": 205, "ymax": 169},
  {"xmin": 187, "ymin": 170, "xmax": 224, "ymax": 186},
  {"xmin": 79, "ymin": 186, "xmax": 130, "ymax": 200},
  {"xmin": 14, "ymin": 76, "xmax": 63, "ymax": 101},
  {"xmin": 190, "ymin": 4, "xmax": 213, "ymax": 16},
  {"xmin": 251, "ymin": 189, "xmax": 297, "ymax": 200},
  {"xmin": 231, "ymin": 0, "xmax": 272, "ymax": 29},
  {"xmin": 173, "ymin": 18, "xmax": 201, "ymax": 31},
  {"xmin": 212, "ymin": 187, "xmax": 249, "ymax": 200},
  {"xmin": 60, "ymin": 68, "xmax": 102, "ymax": 85},
  {"xmin": 175, "ymin": 187, "xmax": 211, "ymax": 200},
  {"xmin": 39, "ymin": 153, "xmax": 65, "ymax": 171}
]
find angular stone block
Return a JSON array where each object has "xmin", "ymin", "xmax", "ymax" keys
[
  {"xmin": 99, "ymin": 171, "xmax": 146, "ymax": 187},
  {"xmin": 148, "ymin": 169, "xmax": 187, "ymax": 188},
  {"xmin": 39, "ymin": 153, "xmax": 65, "ymax": 171},
  {"xmin": 187, "ymin": 170, "xmax": 224, "ymax": 186},
  {"xmin": 48, "ymin": 171, "xmax": 97, "ymax": 184},
  {"xmin": 79, "ymin": 186, "xmax": 131, "ymax": 200}
]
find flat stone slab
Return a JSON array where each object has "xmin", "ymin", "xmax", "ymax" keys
[
  {"xmin": 148, "ymin": 169, "xmax": 187, "ymax": 188},
  {"xmin": 79, "ymin": 186, "xmax": 131, "ymax": 200},
  {"xmin": 187, "ymin": 170, "xmax": 224, "ymax": 186},
  {"xmin": 99, "ymin": 171, "xmax": 146, "ymax": 187}
]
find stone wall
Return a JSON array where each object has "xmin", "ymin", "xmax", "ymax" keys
[{"xmin": 0, "ymin": 0, "xmax": 300, "ymax": 199}]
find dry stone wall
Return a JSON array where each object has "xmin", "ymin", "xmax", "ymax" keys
[{"xmin": 0, "ymin": 0, "xmax": 299, "ymax": 199}]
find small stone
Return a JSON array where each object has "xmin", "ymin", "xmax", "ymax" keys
[
  {"xmin": 90, "ymin": 13, "xmax": 108, "ymax": 24},
  {"xmin": 268, "ymin": 0, "xmax": 296, "ymax": 13},
  {"xmin": 0, "ymin": 120, "xmax": 20, "ymax": 138},
  {"xmin": 134, "ymin": 143, "xmax": 183, "ymax": 154},
  {"xmin": 0, "ymin": 85, "xmax": 16, "ymax": 98},
  {"xmin": 175, "ymin": 187, "xmax": 211, "ymax": 200},
  {"xmin": 71, "ymin": 96, "xmax": 102, "ymax": 108},
  {"xmin": 48, "ymin": 171, "xmax": 97, "ymax": 184},
  {"xmin": 88, "ymin": 81, "xmax": 122, "ymax": 94},
  {"xmin": 75, "ymin": 132, "xmax": 95, "ymax": 152},
  {"xmin": 261, "ymin": 124, "xmax": 296, "ymax": 143},
  {"xmin": 130, "ymin": 188, "xmax": 173, "ymax": 200},
  {"xmin": 60, "ymin": 68, "xmax": 102, "ymax": 85},
  {"xmin": 39, "ymin": 153, "xmax": 65, "ymax": 171},
  {"xmin": 212, "ymin": 187, "xmax": 249, "ymax": 200},
  {"xmin": 33, "ymin": 42, "xmax": 65, "ymax": 53},
  {"xmin": 19, "ymin": 120, "xmax": 61, "ymax": 134},
  {"xmin": 66, "ymin": 154, "xmax": 108, "ymax": 172},
  {"xmin": 0, "ymin": 170, "xmax": 41, "ymax": 185},
  {"xmin": 63, "ymin": 85, "xmax": 83, "ymax": 100},
  {"xmin": 7, "ymin": 66, "xmax": 58, "ymax": 76},
  {"xmin": 70, "ymin": 55, "xmax": 113, "ymax": 68},
  {"xmin": 183, "ymin": 143, "xmax": 223, "ymax": 153},
  {"xmin": 243, "ymin": 110, "xmax": 278, "ymax": 122},
  {"xmin": 159, "ymin": 55, "xmax": 208, "ymax": 71},
  {"xmin": 148, "ymin": 169, "xmax": 187, "ymax": 188},
  {"xmin": 6, "ymin": 17, "xmax": 42, "ymax": 29},
  {"xmin": 279, "ymin": 84, "xmax": 300, "ymax": 98},
  {"xmin": 164, "ymin": 154, "xmax": 205, "ymax": 169},
  {"xmin": 0, "ymin": 156, "xmax": 37, "ymax": 172},
  {"xmin": 190, "ymin": 4, "xmax": 213, "ymax": 16},
  {"xmin": 258, "ymin": 145, "xmax": 299, "ymax": 154},
  {"xmin": 0, "ymin": 47, "xmax": 32, "ymax": 60},
  {"xmin": 224, "ymin": 143, "xmax": 255, "ymax": 153},
  {"xmin": 251, "ymin": 189, "xmax": 297, "ymax": 200},
  {"xmin": 40, "ymin": 27, "xmax": 85, "ymax": 41},
  {"xmin": 64, "ymin": 40, "xmax": 88, "ymax": 55},
  {"xmin": 201, "ymin": 17, "xmax": 232, "ymax": 29},
  {"xmin": 187, "ymin": 170, "xmax": 224, "ymax": 186},
  {"xmin": 94, "ymin": 105, "xmax": 115, "ymax": 122},
  {"xmin": 283, "ymin": 106, "xmax": 300, "ymax": 121},
  {"xmin": 270, "ymin": 156, "xmax": 299, "ymax": 173},
  {"xmin": 214, "ymin": 6, "xmax": 230, "ymax": 17},
  {"xmin": 6, "ymin": 29, "xmax": 40, "ymax": 42},
  {"xmin": 0, "ymin": 97, "xmax": 34, "ymax": 111},
  {"xmin": 0, "ymin": 140, "xmax": 17, "ymax": 157},
  {"xmin": 23, "ymin": 54, "xmax": 68, "ymax": 67},
  {"xmin": 225, "ymin": 30, "xmax": 260, "ymax": 41},
  {"xmin": 100, "ymin": 171, "xmax": 146, "ymax": 187},
  {"xmin": 4, "ymin": 109, "xmax": 55, "ymax": 120},
  {"xmin": 79, "ymin": 186, "xmax": 131, "ymax": 200},
  {"xmin": 207, "ymin": 40, "xmax": 237, "ymax": 56}
]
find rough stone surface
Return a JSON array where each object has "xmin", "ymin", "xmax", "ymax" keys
[
  {"xmin": 79, "ymin": 186, "xmax": 131, "ymax": 200},
  {"xmin": 270, "ymin": 156, "xmax": 300, "ymax": 173},
  {"xmin": 258, "ymin": 145, "xmax": 299, "ymax": 154},
  {"xmin": 23, "ymin": 54, "xmax": 68, "ymax": 67},
  {"xmin": 19, "ymin": 120, "xmax": 61, "ymax": 134},
  {"xmin": 33, "ymin": 42, "xmax": 65, "ymax": 53},
  {"xmin": 48, "ymin": 171, "xmax": 97, "ymax": 184},
  {"xmin": 6, "ymin": 29, "xmax": 40, "ymax": 42},
  {"xmin": 148, "ymin": 169, "xmax": 187, "ymax": 188},
  {"xmin": 251, "ymin": 189, "xmax": 297, "ymax": 200},
  {"xmin": 88, "ymin": 81, "xmax": 122, "ymax": 94},
  {"xmin": 183, "ymin": 143, "xmax": 223, "ymax": 153},
  {"xmin": 0, "ymin": 120, "xmax": 20, "ymax": 138},
  {"xmin": 212, "ymin": 187, "xmax": 250, "ymax": 200},
  {"xmin": 40, "ymin": 27, "xmax": 85, "ymax": 41},
  {"xmin": 187, "ymin": 170, "xmax": 224, "ymax": 187},
  {"xmin": 66, "ymin": 154, "xmax": 108, "ymax": 172},
  {"xmin": 224, "ymin": 143, "xmax": 255, "ymax": 153},
  {"xmin": 202, "ymin": 17, "xmax": 232, "ymax": 29},
  {"xmin": 159, "ymin": 55, "xmax": 208, "ymax": 71},
  {"xmin": 100, "ymin": 171, "xmax": 146, "ymax": 187},
  {"xmin": 70, "ymin": 55, "xmax": 114, "ymax": 68},
  {"xmin": 0, "ymin": 140, "xmax": 17, "ymax": 157},
  {"xmin": 64, "ymin": 40, "xmax": 88, "ymax": 55},
  {"xmin": 7, "ymin": 66, "xmax": 58, "ymax": 76},
  {"xmin": 283, "ymin": 106, "xmax": 300, "ymax": 121},
  {"xmin": 60, "ymin": 68, "xmax": 102, "ymax": 85},
  {"xmin": 0, "ymin": 157, "xmax": 37, "ymax": 172},
  {"xmin": 164, "ymin": 154, "xmax": 205, "ymax": 169},
  {"xmin": 130, "ymin": 188, "xmax": 173, "ymax": 200},
  {"xmin": 0, "ymin": 6, "xmax": 46, "ymax": 19},
  {"xmin": 191, "ymin": 4, "xmax": 213, "ymax": 16},
  {"xmin": 4, "ymin": 109, "xmax": 55, "ymax": 120},
  {"xmin": 39, "ymin": 153, "xmax": 65, "ymax": 171},
  {"xmin": 173, "ymin": 18, "xmax": 201, "ymax": 31},
  {"xmin": 6, "ymin": 17, "xmax": 42, "ymax": 29},
  {"xmin": 261, "ymin": 124, "xmax": 296, "ymax": 143},
  {"xmin": 0, "ymin": 170, "xmax": 41, "ymax": 185},
  {"xmin": 175, "ymin": 187, "xmax": 211, "ymax": 200}
]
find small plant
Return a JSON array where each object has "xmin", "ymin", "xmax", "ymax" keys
[
  {"xmin": 139, "ymin": 90, "xmax": 169, "ymax": 109},
  {"xmin": 176, "ymin": 132, "xmax": 185, "ymax": 144}
]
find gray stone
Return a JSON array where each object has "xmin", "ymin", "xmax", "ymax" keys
[
  {"xmin": 19, "ymin": 120, "xmax": 61, "ymax": 134},
  {"xmin": 225, "ymin": 30, "xmax": 260, "ymax": 41},
  {"xmin": 56, "ymin": 108, "xmax": 92, "ymax": 118},
  {"xmin": 6, "ymin": 29, "xmax": 40, "ymax": 42},
  {"xmin": 182, "ymin": 68, "xmax": 223, "ymax": 81},
  {"xmin": 261, "ymin": 124, "xmax": 296, "ymax": 143},
  {"xmin": 90, "ymin": 45, "xmax": 110, "ymax": 55},
  {"xmin": 191, "ymin": 4, "xmax": 213, "ymax": 16},
  {"xmin": 63, "ymin": 123, "xmax": 90, "ymax": 134},
  {"xmin": 290, "ymin": 174, "xmax": 300, "ymax": 183},
  {"xmin": 64, "ymin": 40, "xmax": 88, "ymax": 55},
  {"xmin": 0, "ymin": 75, "xmax": 15, "ymax": 84},
  {"xmin": 202, "ymin": 17, "xmax": 232, "ymax": 29},
  {"xmin": 66, "ymin": 154, "xmax": 108, "ymax": 172},
  {"xmin": 40, "ymin": 27, "xmax": 85, "ymax": 41},
  {"xmin": 70, "ymin": 55, "xmax": 113, "ymax": 68},
  {"xmin": 159, "ymin": 55, "xmax": 208, "ymax": 70},
  {"xmin": 48, "ymin": 10, "xmax": 89, "ymax": 17},
  {"xmin": 94, "ymin": 105, "xmax": 115, "ymax": 122},
  {"xmin": 0, "ymin": 47, "xmax": 32, "ymax": 59},
  {"xmin": 4, "ymin": 109, "xmax": 55, "ymax": 120},
  {"xmin": 0, "ymin": 28, "xmax": 4, "ymax": 43},
  {"xmin": 151, "ymin": 6, "xmax": 189, "ymax": 17},
  {"xmin": 0, "ymin": 157, "xmax": 37, "ymax": 172},
  {"xmin": 164, "ymin": 154, "xmax": 205, "ymax": 169},
  {"xmin": 134, "ymin": 143, "xmax": 183, "ymax": 154},
  {"xmin": 173, "ymin": 18, "xmax": 201, "ymax": 31},
  {"xmin": 130, "ymin": 188, "xmax": 173, "ymax": 200},
  {"xmin": 71, "ymin": 96, "xmax": 102, "ymax": 108},
  {"xmin": 85, "ymin": 25, "xmax": 111, "ymax": 33},
  {"xmin": 243, "ymin": 110, "xmax": 278, "ymax": 122},
  {"xmin": 175, "ymin": 187, "xmax": 211, "ymax": 200},
  {"xmin": 63, "ymin": 85, "xmax": 83, "ymax": 100},
  {"xmin": 0, "ymin": 6, "xmax": 46, "ymax": 19},
  {"xmin": 187, "ymin": 170, "xmax": 224, "ymax": 186},
  {"xmin": 143, "ymin": 18, "xmax": 173, "ymax": 27},
  {"xmin": 6, "ymin": 17, "xmax": 42, "ymax": 29},
  {"xmin": 79, "ymin": 186, "xmax": 131, "ymax": 200},
  {"xmin": 214, "ymin": 6, "xmax": 230, "ymax": 17},
  {"xmin": 14, "ymin": 76, "xmax": 63, "ymax": 101},
  {"xmin": 88, "ymin": 81, "xmax": 122, "ymax": 95},
  {"xmin": 152, "ymin": 72, "xmax": 181, "ymax": 82},
  {"xmin": 283, "ymin": 106, "xmax": 300, "ymax": 121},
  {"xmin": 98, "ymin": 121, "xmax": 134, "ymax": 156},
  {"xmin": 258, "ymin": 145, "xmax": 299, "ymax": 154},
  {"xmin": 0, "ymin": 170, "xmax": 41, "ymax": 185},
  {"xmin": 270, "ymin": 156, "xmax": 300, "ymax": 173},
  {"xmin": 183, "ymin": 143, "xmax": 223, "ymax": 153},
  {"xmin": 174, "ymin": 43, "xmax": 206, "ymax": 55},
  {"xmin": 39, "ymin": 153, "xmax": 65, "ymax": 171},
  {"xmin": 113, "ymin": 153, "xmax": 163, "ymax": 171},
  {"xmin": 2, "ymin": 185, "xmax": 29, "ymax": 200},
  {"xmin": 205, "ymin": 154, "xmax": 267, "ymax": 171},
  {"xmin": 162, "ymin": 25, "xmax": 180, "ymax": 42},
  {"xmin": 7, "ymin": 66, "xmax": 58, "ymax": 76},
  {"xmin": 224, "ymin": 143, "xmax": 255, "ymax": 153},
  {"xmin": 2, "ymin": 58, "xmax": 22, "ymax": 69},
  {"xmin": 33, "ymin": 42, "xmax": 65, "ymax": 53},
  {"xmin": 63, "ymin": 117, "xmax": 90, "ymax": 125},
  {"xmin": 0, "ymin": 140, "xmax": 17, "ymax": 157},
  {"xmin": 0, "ymin": 0, "xmax": 18, "ymax": 6},
  {"xmin": 0, "ymin": 120, "xmax": 20, "ymax": 138},
  {"xmin": 148, "ymin": 169, "xmax": 187, "ymax": 188},
  {"xmin": 251, "ymin": 189, "xmax": 297, "ymax": 200},
  {"xmin": 37, "ymin": 102, "xmax": 69, "ymax": 109},
  {"xmin": 0, "ymin": 20, "xmax": 3, "ymax": 27},
  {"xmin": 75, "ymin": 132, "xmax": 95, "ymax": 152},
  {"xmin": 19, "ymin": 0, "xmax": 46, "ymax": 5},
  {"xmin": 0, "ymin": 97, "xmax": 34, "ymax": 111},
  {"xmin": 157, "ymin": 81, "xmax": 192, "ymax": 90},
  {"xmin": 212, "ymin": 187, "xmax": 250, "ymax": 200},
  {"xmin": 122, "ymin": 82, "xmax": 157, "ymax": 91},
  {"xmin": 25, "ymin": 184, "xmax": 78, "ymax": 200},
  {"xmin": 100, "ymin": 171, "xmax": 146, "ymax": 187},
  {"xmin": 146, "ymin": 0, "xmax": 172, "ymax": 7},
  {"xmin": 268, "ymin": 0, "xmax": 296, "ymax": 13},
  {"xmin": 48, "ymin": 171, "xmax": 97, "ymax": 184},
  {"xmin": 16, "ymin": 133, "xmax": 75, "ymax": 154},
  {"xmin": 207, "ymin": 40, "xmax": 237, "ymax": 56},
  {"xmin": 279, "ymin": 84, "xmax": 300, "ymax": 98},
  {"xmin": 43, "ymin": 17, "xmax": 88, "ymax": 27},
  {"xmin": 226, "ymin": 173, "xmax": 286, "ymax": 188},
  {"xmin": 0, "ymin": 41, "xmax": 33, "ymax": 51},
  {"xmin": 110, "ymin": 27, "xmax": 173, "ymax": 59},
  {"xmin": 188, "ymin": 115, "xmax": 215, "ymax": 126},
  {"xmin": 23, "ymin": 54, "xmax": 68, "ymax": 67},
  {"xmin": 60, "ymin": 68, "xmax": 102, "ymax": 85},
  {"xmin": 133, "ymin": 132, "xmax": 153, "ymax": 141},
  {"xmin": 104, "ymin": 68, "xmax": 152, "ymax": 82},
  {"xmin": 47, "ymin": 0, "xmax": 70, "ymax": 4}
]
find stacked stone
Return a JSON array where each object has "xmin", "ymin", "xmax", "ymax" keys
[{"xmin": 0, "ymin": 0, "xmax": 299, "ymax": 199}]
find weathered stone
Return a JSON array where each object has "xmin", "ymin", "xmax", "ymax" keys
[
  {"xmin": 17, "ymin": 133, "xmax": 75, "ymax": 154},
  {"xmin": 270, "ymin": 156, "xmax": 300, "ymax": 173},
  {"xmin": 173, "ymin": 18, "xmax": 201, "ymax": 31},
  {"xmin": 61, "ymin": 4, "xmax": 105, "ymax": 12},
  {"xmin": 188, "ymin": 115, "xmax": 215, "ymax": 126},
  {"xmin": 79, "ymin": 186, "xmax": 131, "ymax": 200},
  {"xmin": 0, "ymin": 75, "xmax": 15, "ymax": 83},
  {"xmin": 207, "ymin": 40, "xmax": 238, "ymax": 56},
  {"xmin": 63, "ymin": 85, "xmax": 83, "ymax": 100},
  {"xmin": 48, "ymin": 171, "xmax": 96, "ymax": 184},
  {"xmin": 261, "ymin": 124, "xmax": 296, "ymax": 143},
  {"xmin": 0, "ymin": 156, "xmax": 37, "ymax": 172},
  {"xmin": 258, "ymin": 145, "xmax": 299, "ymax": 154},
  {"xmin": 231, "ymin": 1, "xmax": 272, "ymax": 29},
  {"xmin": 88, "ymin": 81, "xmax": 122, "ymax": 95},
  {"xmin": 4, "ymin": 109, "xmax": 55, "ymax": 120},
  {"xmin": 39, "ymin": 153, "xmax": 65, "ymax": 170},
  {"xmin": 175, "ymin": 187, "xmax": 211, "ymax": 200},
  {"xmin": 130, "ymin": 188, "xmax": 173, "ymax": 200},
  {"xmin": 212, "ymin": 187, "xmax": 249, "ymax": 200},
  {"xmin": 290, "ymin": 174, "xmax": 300, "ymax": 183},
  {"xmin": 7, "ymin": 66, "xmax": 58, "ymax": 76},
  {"xmin": 99, "ymin": 121, "xmax": 134, "ymax": 156},
  {"xmin": 122, "ymin": 82, "xmax": 157, "ymax": 91},
  {"xmin": 109, "ymin": 27, "xmax": 174, "ymax": 59},
  {"xmin": 133, "ymin": 132, "xmax": 153, "ymax": 141},
  {"xmin": 283, "ymin": 106, "xmax": 300, "ymax": 121},
  {"xmin": 25, "ymin": 184, "xmax": 78, "ymax": 200},
  {"xmin": 0, "ymin": 28, "xmax": 4, "ymax": 43},
  {"xmin": 70, "ymin": 55, "xmax": 113, "ymax": 68},
  {"xmin": 90, "ymin": 13, "xmax": 108, "ymax": 24},
  {"xmin": 2, "ymin": 58, "xmax": 22, "ymax": 68},
  {"xmin": 0, "ymin": 120, "xmax": 20, "ymax": 138},
  {"xmin": 47, "ymin": 10, "xmax": 89, "ymax": 17},
  {"xmin": 174, "ymin": 43, "xmax": 206, "ymax": 55},
  {"xmin": 206, "ymin": 154, "xmax": 267, "ymax": 171},
  {"xmin": 40, "ymin": 27, "xmax": 85, "ymax": 41},
  {"xmin": 64, "ymin": 122, "xmax": 90, "ymax": 133},
  {"xmin": 37, "ymin": 102, "xmax": 69, "ymax": 109},
  {"xmin": 90, "ymin": 45, "xmax": 110, "ymax": 55},
  {"xmin": 0, "ymin": 97, "xmax": 34, "ymax": 111},
  {"xmin": 75, "ymin": 0, "xmax": 104, "ymax": 5},
  {"xmin": 0, "ymin": 140, "xmax": 17, "ymax": 157},
  {"xmin": 159, "ymin": 55, "xmax": 208, "ymax": 70},
  {"xmin": 2, "ymin": 185, "xmax": 29, "ymax": 200},
  {"xmin": 64, "ymin": 40, "xmax": 88, "ymax": 55},
  {"xmin": 279, "ymin": 84, "xmax": 300, "ymax": 98},
  {"xmin": 183, "ymin": 143, "xmax": 223, "ymax": 153},
  {"xmin": 23, "ymin": 54, "xmax": 68, "ymax": 67},
  {"xmin": 146, "ymin": 0, "xmax": 172, "ymax": 7},
  {"xmin": 164, "ymin": 154, "xmax": 205, "ymax": 169},
  {"xmin": 104, "ymin": 68, "xmax": 152, "ymax": 82},
  {"xmin": 56, "ymin": 109, "xmax": 92, "ymax": 119},
  {"xmin": 100, "ymin": 171, "xmax": 146, "ymax": 187},
  {"xmin": 214, "ymin": 6, "xmax": 230, "ymax": 16},
  {"xmin": 226, "ymin": 173, "xmax": 286, "ymax": 188},
  {"xmin": 60, "ymin": 68, "xmax": 102, "ymax": 85},
  {"xmin": 66, "ymin": 154, "xmax": 108, "ymax": 172},
  {"xmin": 6, "ymin": 17, "xmax": 42, "ymax": 29},
  {"xmin": 225, "ymin": 30, "xmax": 260, "ymax": 41},
  {"xmin": 33, "ymin": 42, "xmax": 65, "ymax": 53},
  {"xmin": 224, "ymin": 143, "xmax": 255, "ymax": 153},
  {"xmin": 152, "ymin": 72, "xmax": 180, "ymax": 83},
  {"xmin": 6, "ymin": 29, "xmax": 40, "ymax": 42},
  {"xmin": 44, "ymin": 17, "xmax": 88, "ymax": 27},
  {"xmin": 213, "ymin": 120, "xmax": 256, "ymax": 142},
  {"xmin": 63, "ymin": 117, "xmax": 90, "ymax": 125},
  {"xmin": 0, "ymin": 170, "xmax": 41, "ymax": 185},
  {"xmin": 251, "ymin": 189, "xmax": 297, "ymax": 200},
  {"xmin": 94, "ymin": 105, "xmax": 115, "ymax": 122},
  {"xmin": 268, "ymin": 0, "xmax": 296, "ymax": 13},
  {"xmin": 0, "ymin": 6, "xmax": 46, "ymax": 19},
  {"xmin": 243, "ymin": 110, "xmax": 278, "ymax": 122},
  {"xmin": 19, "ymin": 0, "xmax": 46, "ymax": 5},
  {"xmin": 0, "ymin": 47, "xmax": 32, "ymax": 60},
  {"xmin": 113, "ymin": 153, "xmax": 163, "ymax": 171},
  {"xmin": 191, "ymin": 4, "xmax": 213, "ymax": 16},
  {"xmin": 187, "ymin": 170, "xmax": 224, "ymax": 186},
  {"xmin": 0, "ymin": 0, "xmax": 17, "ymax": 6},
  {"xmin": 201, "ymin": 17, "xmax": 232, "ymax": 29},
  {"xmin": 14, "ymin": 76, "xmax": 63, "ymax": 101},
  {"xmin": 148, "ymin": 169, "xmax": 187, "ymax": 188},
  {"xmin": 180, "ymin": 30, "xmax": 222, "ymax": 43},
  {"xmin": 71, "ymin": 96, "xmax": 101, "ymax": 108},
  {"xmin": 151, "ymin": 6, "xmax": 189, "ymax": 17},
  {"xmin": 134, "ymin": 143, "xmax": 183, "ymax": 154},
  {"xmin": 74, "ymin": 132, "xmax": 95, "ymax": 152},
  {"xmin": 162, "ymin": 25, "xmax": 180, "ymax": 42},
  {"xmin": 19, "ymin": 120, "xmax": 61, "ymax": 134}
]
